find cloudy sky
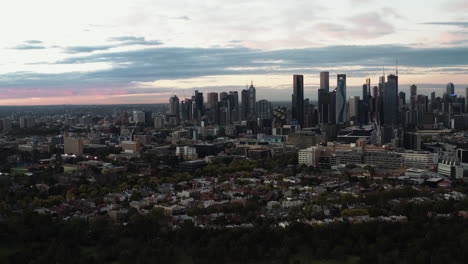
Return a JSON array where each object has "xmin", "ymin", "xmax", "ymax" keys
[{"xmin": 1, "ymin": 0, "xmax": 468, "ymax": 105}]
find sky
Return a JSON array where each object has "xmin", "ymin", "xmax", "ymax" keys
[{"xmin": 1, "ymin": 0, "xmax": 468, "ymax": 105}]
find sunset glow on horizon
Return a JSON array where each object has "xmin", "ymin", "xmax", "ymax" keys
[{"xmin": 1, "ymin": 0, "xmax": 468, "ymax": 105}]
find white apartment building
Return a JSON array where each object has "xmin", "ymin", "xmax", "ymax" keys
[
  {"xmin": 398, "ymin": 150, "xmax": 438, "ymax": 169},
  {"xmin": 298, "ymin": 146, "xmax": 321, "ymax": 167},
  {"xmin": 176, "ymin": 146, "xmax": 198, "ymax": 160}
]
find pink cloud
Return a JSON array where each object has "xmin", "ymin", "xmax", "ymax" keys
[
  {"xmin": 439, "ymin": 31, "xmax": 468, "ymax": 45},
  {"xmin": 315, "ymin": 12, "xmax": 394, "ymax": 40}
]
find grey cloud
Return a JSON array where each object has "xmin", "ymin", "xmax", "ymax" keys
[
  {"xmin": 173, "ymin": 16, "xmax": 190, "ymax": 20},
  {"xmin": 424, "ymin": 22, "xmax": 468, "ymax": 28},
  {"xmin": 63, "ymin": 36, "xmax": 162, "ymax": 54},
  {"xmin": 24, "ymin": 40, "xmax": 43, "ymax": 44},
  {"xmin": 3, "ymin": 45, "xmax": 468, "ymax": 91},
  {"xmin": 12, "ymin": 45, "xmax": 46, "ymax": 50},
  {"xmin": 64, "ymin": 45, "xmax": 115, "ymax": 54},
  {"xmin": 108, "ymin": 36, "xmax": 163, "ymax": 45}
]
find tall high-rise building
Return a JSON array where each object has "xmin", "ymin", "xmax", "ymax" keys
[
  {"xmin": 303, "ymin": 99, "xmax": 317, "ymax": 128},
  {"xmin": 229, "ymin": 91, "xmax": 239, "ymax": 122},
  {"xmin": 256, "ymin": 99, "xmax": 272, "ymax": 119},
  {"xmin": 241, "ymin": 89, "xmax": 250, "ymax": 120},
  {"xmin": 383, "ymin": 74, "xmax": 398, "ymax": 125},
  {"xmin": 366, "ymin": 78, "xmax": 371, "ymax": 96},
  {"xmin": 362, "ymin": 84, "xmax": 368, "ymax": 101},
  {"xmin": 169, "ymin": 95, "xmax": 180, "ymax": 117},
  {"xmin": 132, "ymin": 111, "xmax": 145, "ymax": 124},
  {"xmin": 399, "ymin": 91, "xmax": 406, "ymax": 106},
  {"xmin": 19, "ymin": 116, "xmax": 35, "ymax": 129},
  {"xmin": 144, "ymin": 111, "xmax": 153, "ymax": 126},
  {"xmin": 379, "ymin": 76, "xmax": 385, "ymax": 95},
  {"xmin": 318, "ymin": 72, "xmax": 330, "ymax": 125},
  {"xmin": 465, "ymin": 87, "xmax": 468, "ymax": 112},
  {"xmin": 349, "ymin": 96, "xmax": 360, "ymax": 123},
  {"xmin": 410, "ymin": 84, "xmax": 417, "ymax": 97},
  {"xmin": 361, "ymin": 84, "xmax": 370, "ymax": 124},
  {"xmin": 320, "ymin": 72, "xmax": 329, "ymax": 91},
  {"xmin": 248, "ymin": 82, "xmax": 256, "ymax": 119},
  {"xmin": 192, "ymin": 90, "xmax": 204, "ymax": 117},
  {"xmin": 292, "ymin": 75, "xmax": 304, "ymax": 126},
  {"xmin": 318, "ymin": 88, "xmax": 330, "ymax": 124},
  {"xmin": 410, "ymin": 85, "xmax": 417, "ymax": 111},
  {"xmin": 0, "ymin": 119, "xmax": 11, "ymax": 131},
  {"xmin": 335, "ymin": 74, "xmax": 346, "ymax": 123},
  {"xmin": 446, "ymin": 82, "xmax": 455, "ymax": 95},
  {"xmin": 181, "ymin": 99, "xmax": 193, "ymax": 120},
  {"xmin": 207, "ymin": 92, "xmax": 218, "ymax": 109},
  {"xmin": 220, "ymin": 92, "xmax": 228, "ymax": 102},
  {"xmin": 329, "ymin": 90, "xmax": 337, "ymax": 124}
]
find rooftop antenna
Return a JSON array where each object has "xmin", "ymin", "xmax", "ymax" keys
[
  {"xmin": 396, "ymin": 59, "xmax": 399, "ymax": 76},
  {"xmin": 383, "ymin": 65, "xmax": 385, "ymax": 77}
]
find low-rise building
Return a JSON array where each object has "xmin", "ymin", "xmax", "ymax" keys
[{"xmin": 298, "ymin": 146, "xmax": 321, "ymax": 167}]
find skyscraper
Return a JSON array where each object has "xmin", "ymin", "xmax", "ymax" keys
[
  {"xmin": 362, "ymin": 84, "xmax": 368, "ymax": 101},
  {"xmin": 349, "ymin": 96, "xmax": 360, "ymax": 123},
  {"xmin": 335, "ymin": 74, "xmax": 346, "ymax": 123},
  {"xmin": 248, "ymin": 82, "xmax": 256, "ymax": 119},
  {"xmin": 320, "ymin": 72, "xmax": 329, "ymax": 91},
  {"xmin": 399, "ymin": 91, "xmax": 406, "ymax": 106},
  {"xmin": 383, "ymin": 74, "xmax": 398, "ymax": 125},
  {"xmin": 241, "ymin": 89, "xmax": 249, "ymax": 120},
  {"xmin": 193, "ymin": 90, "xmax": 204, "ymax": 116},
  {"xmin": 318, "ymin": 72, "xmax": 330, "ymax": 125},
  {"xmin": 466, "ymin": 87, "xmax": 468, "ymax": 112},
  {"xmin": 292, "ymin": 74, "xmax": 304, "ymax": 126},
  {"xmin": 207, "ymin": 92, "xmax": 218, "ymax": 109},
  {"xmin": 366, "ymin": 78, "xmax": 371, "ymax": 96},
  {"xmin": 256, "ymin": 99, "xmax": 272, "ymax": 119},
  {"xmin": 229, "ymin": 91, "xmax": 239, "ymax": 122},
  {"xmin": 446, "ymin": 82, "xmax": 455, "ymax": 95},
  {"xmin": 410, "ymin": 84, "xmax": 417, "ymax": 97},
  {"xmin": 181, "ymin": 99, "xmax": 193, "ymax": 120},
  {"xmin": 169, "ymin": 95, "xmax": 180, "ymax": 117}
]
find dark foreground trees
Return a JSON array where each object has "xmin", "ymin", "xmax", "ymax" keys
[{"xmin": 0, "ymin": 211, "xmax": 467, "ymax": 264}]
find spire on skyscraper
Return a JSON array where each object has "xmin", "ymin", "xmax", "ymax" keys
[{"xmin": 396, "ymin": 59, "xmax": 399, "ymax": 76}]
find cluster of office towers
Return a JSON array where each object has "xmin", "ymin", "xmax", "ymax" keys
[
  {"xmin": 168, "ymin": 82, "xmax": 272, "ymax": 126},
  {"xmin": 305, "ymin": 71, "xmax": 400, "ymax": 127},
  {"xmin": 290, "ymin": 71, "xmax": 399, "ymax": 129},
  {"xmin": 168, "ymin": 70, "xmax": 468, "ymax": 135}
]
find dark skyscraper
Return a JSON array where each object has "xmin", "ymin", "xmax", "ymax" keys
[
  {"xmin": 192, "ymin": 90, "xmax": 204, "ymax": 118},
  {"xmin": 410, "ymin": 84, "xmax": 417, "ymax": 97},
  {"xmin": 181, "ymin": 98, "xmax": 193, "ymax": 120},
  {"xmin": 399, "ymin": 91, "xmax": 406, "ymax": 106},
  {"xmin": 320, "ymin": 72, "xmax": 329, "ymax": 91},
  {"xmin": 241, "ymin": 89, "xmax": 249, "ymax": 120},
  {"xmin": 362, "ymin": 84, "xmax": 368, "ymax": 101},
  {"xmin": 318, "ymin": 89, "xmax": 329, "ymax": 124},
  {"xmin": 248, "ymin": 82, "xmax": 256, "ymax": 119},
  {"xmin": 446, "ymin": 82, "xmax": 455, "ymax": 95},
  {"xmin": 169, "ymin": 95, "xmax": 180, "ymax": 118},
  {"xmin": 466, "ymin": 87, "xmax": 468, "ymax": 112},
  {"xmin": 256, "ymin": 99, "xmax": 272, "ymax": 119},
  {"xmin": 207, "ymin": 92, "xmax": 218, "ymax": 109},
  {"xmin": 229, "ymin": 91, "xmax": 239, "ymax": 122},
  {"xmin": 335, "ymin": 74, "xmax": 346, "ymax": 123},
  {"xmin": 383, "ymin": 74, "xmax": 398, "ymax": 125},
  {"xmin": 318, "ymin": 72, "xmax": 330, "ymax": 125},
  {"xmin": 292, "ymin": 74, "xmax": 304, "ymax": 126}
]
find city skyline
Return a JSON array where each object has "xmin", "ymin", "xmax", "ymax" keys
[{"xmin": 1, "ymin": 0, "xmax": 468, "ymax": 105}]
